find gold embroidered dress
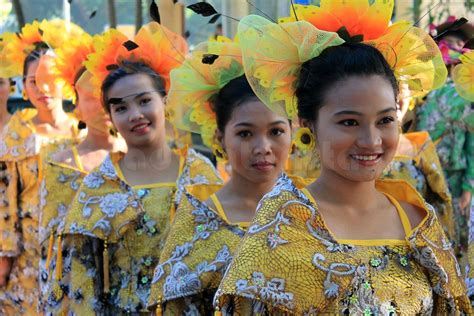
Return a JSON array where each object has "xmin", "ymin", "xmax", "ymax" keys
[
  {"xmin": 0, "ymin": 108, "xmax": 79, "ymax": 314},
  {"xmin": 52, "ymin": 148, "xmax": 221, "ymax": 315},
  {"xmin": 215, "ymin": 174, "xmax": 470, "ymax": 315},
  {"xmin": 382, "ymin": 131, "xmax": 455, "ymax": 239},
  {"xmin": 38, "ymin": 145, "xmax": 87, "ymax": 312},
  {"xmin": 147, "ymin": 184, "xmax": 248, "ymax": 315}
]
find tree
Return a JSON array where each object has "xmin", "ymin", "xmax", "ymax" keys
[
  {"xmin": 107, "ymin": 0, "xmax": 116, "ymax": 28},
  {"xmin": 12, "ymin": 0, "xmax": 25, "ymax": 30},
  {"xmin": 135, "ymin": 0, "xmax": 143, "ymax": 33}
]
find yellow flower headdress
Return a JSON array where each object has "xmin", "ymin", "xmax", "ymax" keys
[
  {"xmin": 237, "ymin": 0, "xmax": 447, "ymax": 119},
  {"xmin": 167, "ymin": 37, "xmax": 244, "ymax": 147},
  {"xmin": 53, "ymin": 33, "xmax": 94, "ymax": 102},
  {"xmin": 452, "ymin": 51, "xmax": 474, "ymax": 101},
  {"xmin": 0, "ymin": 19, "xmax": 84, "ymax": 78},
  {"xmin": 85, "ymin": 22, "xmax": 188, "ymax": 98}
]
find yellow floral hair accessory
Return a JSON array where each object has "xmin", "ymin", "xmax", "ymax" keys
[
  {"xmin": 0, "ymin": 19, "xmax": 84, "ymax": 78},
  {"xmin": 237, "ymin": 15, "xmax": 344, "ymax": 119},
  {"xmin": 238, "ymin": 1, "xmax": 447, "ymax": 118},
  {"xmin": 53, "ymin": 33, "xmax": 94, "ymax": 103},
  {"xmin": 85, "ymin": 22, "xmax": 188, "ymax": 98},
  {"xmin": 167, "ymin": 37, "xmax": 244, "ymax": 147},
  {"xmin": 452, "ymin": 51, "xmax": 474, "ymax": 101}
]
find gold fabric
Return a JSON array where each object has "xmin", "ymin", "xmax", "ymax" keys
[
  {"xmin": 0, "ymin": 109, "xmax": 80, "ymax": 315},
  {"xmin": 38, "ymin": 159, "xmax": 86, "ymax": 312},
  {"xmin": 47, "ymin": 149, "xmax": 222, "ymax": 315},
  {"xmin": 383, "ymin": 131, "xmax": 455, "ymax": 239},
  {"xmin": 215, "ymin": 174, "xmax": 470, "ymax": 315}
]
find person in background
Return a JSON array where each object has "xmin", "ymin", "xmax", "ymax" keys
[
  {"xmin": 0, "ymin": 20, "xmax": 84, "ymax": 315},
  {"xmin": 416, "ymin": 16, "xmax": 473, "ymax": 262}
]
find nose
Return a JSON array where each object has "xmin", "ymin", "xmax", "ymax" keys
[
  {"xmin": 253, "ymin": 135, "xmax": 272, "ymax": 156},
  {"xmin": 128, "ymin": 104, "xmax": 144, "ymax": 122},
  {"xmin": 356, "ymin": 125, "xmax": 382, "ymax": 150}
]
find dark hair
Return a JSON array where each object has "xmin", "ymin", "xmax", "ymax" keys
[
  {"xmin": 296, "ymin": 42, "xmax": 398, "ymax": 123},
  {"xmin": 212, "ymin": 74, "xmax": 257, "ymax": 132},
  {"xmin": 22, "ymin": 43, "xmax": 49, "ymax": 78},
  {"xmin": 73, "ymin": 66, "xmax": 87, "ymax": 105},
  {"xmin": 438, "ymin": 30, "xmax": 468, "ymax": 42},
  {"xmin": 101, "ymin": 60, "xmax": 166, "ymax": 113}
]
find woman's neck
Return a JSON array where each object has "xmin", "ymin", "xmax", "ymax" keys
[
  {"xmin": 77, "ymin": 128, "xmax": 122, "ymax": 153},
  {"xmin": 223, "ymin": 171, "xmax": 278, "ymax": 208},
  {"xmin": 122, "ymin": 139, "xmax": 172, "ymax": 172},
  {"xmin": 0, "ymin": 101, "xmax": 10, "ymax": 130},
  {"xmin": 35, "ymin": 101, "xmax": 68, "ymax": 127},
  {"xmin": 311, "ymin": 168, "xmax": 379, "ymax": 209}
]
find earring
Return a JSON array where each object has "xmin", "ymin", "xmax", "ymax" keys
[
  {"xmin": 212, "ymin": 143, "xmax": 228, "ymax": 161},
  {"xmin": 22, "ymin": 90, "xmax": 28, "ymax": 100},
  {"xmin": 77, "ymin": 121, "xmax": 87, "ymax": 130},
  {"xmin": 109, "ymin": 127, "xmax": 118, "ymax": 137},
  {"xmin": 294, "ymin": 127, "xmax": 316, "ymax": 151}
]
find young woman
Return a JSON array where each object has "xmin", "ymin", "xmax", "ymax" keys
[
  {"xmin": 214, "ymin": 4, "xmax": 469, "ymax": 314},
  {"xmin": 0, "ymin": 21, "xmax": 82, "ymax": 314},
  {"xmin": 146, "ymin": 40, "xmax": 295, "ymax": 314},
  {"xmin": 54, "ymin": 23, "xmax": 222, "ymax": 315},
  {"xmin": 38, "ymin": 33, "xmax": 126, "ymax": 313}
]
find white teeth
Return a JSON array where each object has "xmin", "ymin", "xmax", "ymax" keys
[{"xmin": 352, "ymin": 154, "xmax": 379, "ymax": 161}]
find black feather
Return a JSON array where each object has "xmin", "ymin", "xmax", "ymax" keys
[
  {"xmin": 123, "ymin": 40, "xmax": 139, "ymax": 51},
  {"xmin": 202, "ymin": 54, "xmax": 219, "ymax": 64},
  {"xmin": 208, "ymin": 14, "xmax": 221, "ymax": 24},
  {"xmin": 150, "ymin": 0, "xmax": 161, "ymax": 23},
  {"xmin": 187, "ymin": 2, "xmax": 218, "ymax": 17}
]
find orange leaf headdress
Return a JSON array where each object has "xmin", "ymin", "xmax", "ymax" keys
[
  {"xmin": 0, "ymin": 19, "xmax": 84, "ymax": 78},
  {"xmin": 85, "ymin": 22, "xmax": 188, "ymax": 98},
  {"xmin": 53, "ymin": 33, "xmax": 94, "ymax": 102},
  {"xmin": 167, "ymin": 37, "xmax": 243, "ymax": 147}
]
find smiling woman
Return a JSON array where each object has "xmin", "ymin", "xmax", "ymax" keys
[
  {"xmin": 214, "ymin": 3, "xmax": 470, "ymax": 314},
  {"xmin": 52, "ymin": 24, "xmax": 222, "ymax": 315}
]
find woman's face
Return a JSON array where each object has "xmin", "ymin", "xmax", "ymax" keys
[
  {"xmin": 24, "ymin": 57, "xmax": 62, "ymax": 110},
  {"xmin": 0, "ymin": 77, "xmax": 11, "ymax": 106},
  {"xmin": 106, "ymin": 73, "xmax": 166, "ymax": 149},
  {"xmin": 311, "ymin": 75, "xmax": 399, "ymax": 182},
  {"xmin": 221, "ymin": 99, "xmax": 292, "ymax": 184},
  {"xmin": 75, "ymin": 73, "xmax": 111, "ymax": 136}
]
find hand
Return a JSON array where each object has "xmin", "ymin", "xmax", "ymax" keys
[
  {"xmin": 459, "ymin": 190, "xmax": 472, "ymax": 215},
  {"xmin": 0, "ymin": 257, "xmax": 12, "ymax": 287}
]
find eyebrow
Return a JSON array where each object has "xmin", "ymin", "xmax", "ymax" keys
[
  {"xmin": 108, "ymin": 91, "xmax": 154, "ymax": 106},
  {"xmin": 233, "ymin": 120, "xmax": 287, "ymax": 128},
  {"xmin": 333, "ymin": 107, "xmax": 397, "ymax": 116}
]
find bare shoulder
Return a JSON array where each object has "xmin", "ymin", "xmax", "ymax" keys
[{"xmin": 399, "ymin": 200, "xmax": 427, "ymax": 229}]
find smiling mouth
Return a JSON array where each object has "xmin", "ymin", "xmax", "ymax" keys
[
  {"xmin": 350, "ymin": 154, "xmax": 382, "ymax": 161},
  {"xmin": 131, "ymin": 122, "xmax": 151, "ymax": 132}
]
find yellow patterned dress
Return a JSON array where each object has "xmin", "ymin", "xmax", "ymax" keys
[
  {"xmin": 38, "ymin": 146, "xmax": 87, "ymax": 313},
  {"xmin": 51, "ymin": 148, "xmax": 221, "ymax": 315},
  {"xmin": 382, "ymin": 131, "xmax": 454, "ymax": 240},
  {"xmin": 147, "ymin": 184, "xmax": 248, "ymax": 315},
  {"xmin": 215, "ymin": 174, "xmax": 470, "ymax": 315},
  {"xmin": 147, "ymin": 176, "xmax": 311, "ymax": 315},
  {"xmin": 0, "ymin": 108, "xmax": 80, "ymax": 315}
]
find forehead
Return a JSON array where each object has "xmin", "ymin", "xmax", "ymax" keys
[
  {"xmin": 25, "ymin": 59, "xmax": 40, "ymax": 77},
  {"xmin": 106, "ymin": 73, "xmax": 155, "ymax": 99},
  {"xmin": 321, "ymin": 75, "xmax": 396, "ymax": 114},
  {"xmin": 228, "ymin": 99, "xmax": 287, "ymax": 126}
]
